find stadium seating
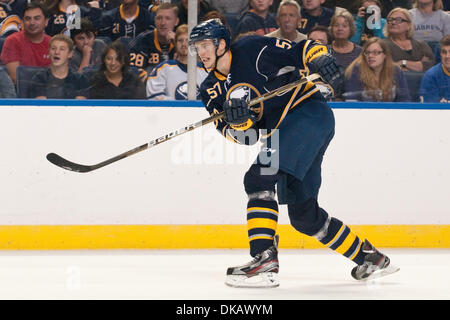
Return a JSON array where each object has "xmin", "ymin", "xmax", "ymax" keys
[
  {"xmin": 404, "ymin": 71, "xmax": 425, "ymax": 102},
  {"xmin": 16, "ymin": 66, "xmax": 48, "ymax": 98}
]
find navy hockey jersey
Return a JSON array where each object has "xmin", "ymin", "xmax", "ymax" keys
[
  {"xmin": 97, "ymin": 4, "xmax": 153, "ymax": 41},
  {"xmin": 200, "ymin": 35, "xmax": 327, "ymax": 143},
  {"xmin": 128, "ymin": 28, "xmax": 175, "ymax": 72},
  {"xmin": 298, "ymin": 7, "xmax": 334, "ymax": 34},
  {"xmin": 46, "ymin": 4, "xmax": 102, "ymax": 36},
  {"xmin": 0, "ymin": 0, "xmax": 26, "ymax": 37}
]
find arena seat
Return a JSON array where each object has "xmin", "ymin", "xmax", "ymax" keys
[
  {"xmin": 16, "ymin": 66, "xmax": 48, "ymax": 98},
  {"xmin": 404, "ymin": 71, "xmax": 425, "ymax": 102}
]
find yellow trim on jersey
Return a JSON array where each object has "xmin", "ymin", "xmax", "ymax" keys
[
  {"xmin": 247, "ymin": 218, "xmax": 278, "ymax": 230},
  {"xmin": 225, "ymin": 82, "xmax": 264, "ymax": 121},
  {"xmin": 443, "ymin": 64, "xmax": 450, "ymax": 77},
  {"xmin": 261, "ymin": 83, "xmax": 302, "ymax": 139},
  {"xmin": 335, "ymin": 232, "xmax": 357, "ymax": 255},
  {"xmin": 120, "ymin": 4, "xmax": 140, "ymax": 21},
  {"xmin": 289, "ymin": 87, "xmax": 320, "ymax": 110},
  {"xmin": 0, "ymin": 15, "xmax": 22, "ymax": 35},
  {"xmin": 153, "ymin": 29, "xmax": 175, "ymax": 53}
]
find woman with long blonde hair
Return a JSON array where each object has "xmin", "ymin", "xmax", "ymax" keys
[{"xmin": 344, "ymin": 37, "xmax": 410, "ymax": 101}]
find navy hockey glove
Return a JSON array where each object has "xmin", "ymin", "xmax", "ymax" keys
[
  {"xmin": 307, "ymin": 53, "xmax": 343, "ymax": 95},
  {"xmin": 223, "ymin": 98, "xmax": 256, "ymax": 131}
]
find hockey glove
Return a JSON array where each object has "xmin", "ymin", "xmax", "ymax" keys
[
  {"xmin": 223, "ymin": 98, "xmax": 256, "ymax": 131},
  {"xmin": 307, "ymin": 53, "xmax": 344, "ymax": 95}
]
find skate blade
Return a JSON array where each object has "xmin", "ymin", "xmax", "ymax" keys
[
  {"xmin": 361, "ymin": 264, "xmax": 400, "ymax": 281},
  {"xmin": 225, "ymin": 272, "xmax": 279, "ymax": 288}
]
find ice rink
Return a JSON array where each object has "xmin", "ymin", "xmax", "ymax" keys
[{"xmin": 0, "ymin": 248, "xmax": 448, "ymax": 300}]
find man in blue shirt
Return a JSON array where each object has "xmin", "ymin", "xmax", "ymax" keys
[{"xmin": 419, "ymin": 35, "xmax": 450, "ymax": 103}]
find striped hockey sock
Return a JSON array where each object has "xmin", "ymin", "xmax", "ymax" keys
[
  {"xmin": 315, "ymin": 216, "xmax": 366, "ymax": 265},
  {"xmin": 247, "ymin": 198, "xmax": 279, "ymax": 257}
]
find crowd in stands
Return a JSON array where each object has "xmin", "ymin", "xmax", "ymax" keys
[{"xmin": 0, "ymin": 0, "xmax": 449, "ymax": 103}]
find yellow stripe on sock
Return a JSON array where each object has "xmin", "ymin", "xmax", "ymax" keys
[
  {"xmin": 247, "ymin": 218, "xmax": 278, "ymax": 230},
  {"xmin": 349, "ymin": 239, "xmax": 363, "ymax": 261},
  {"xmin": 335, "ymin": 232, "xmax": 357, "ymax": 255}
]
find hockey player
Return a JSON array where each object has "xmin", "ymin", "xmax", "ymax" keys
[
  {"xmin": 189, "ymin": 19, "xmax": 399, "ymax": 288},
  {"xmin": 146, "ymin": 24, "xmax": 208, "ymax": 100}
]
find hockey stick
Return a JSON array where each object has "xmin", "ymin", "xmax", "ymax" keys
[{"xmin": 46, "ymin": 73, "xmax": 321, "ymax": 173}]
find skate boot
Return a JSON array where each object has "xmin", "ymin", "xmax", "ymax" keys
[
  {"xmin": 351, "ymin": 240, "xmax": 400, "ymax": 281},
  {"xmin": 225, "ymin": 235, "xmax": 279, "ymax": 288}
]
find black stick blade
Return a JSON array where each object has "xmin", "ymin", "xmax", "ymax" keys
[{"xmin": 46, "ymin": 153, "xmax": 94, "ymax": 173}]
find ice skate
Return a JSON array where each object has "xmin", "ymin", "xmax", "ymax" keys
[
  {"xmin": 225, "ymin": 235, "xmax": 279, "ymax": 288},
  {"xmin": 351, "ymin": 240, "xmax": 400, "ymax": 281}
]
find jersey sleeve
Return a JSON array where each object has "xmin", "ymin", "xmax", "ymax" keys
[
  {"xmin": 146, "ymin": 62, "xmax": 170, "ymax": 100},
  {"xmin": 254, "ymin": 37, "xmax": 329, "ymax": 80}
]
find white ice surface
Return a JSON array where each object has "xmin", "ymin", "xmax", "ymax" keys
[{"xmin": 0, "ymin": 249, "xmax": 448, "ymax": 300}]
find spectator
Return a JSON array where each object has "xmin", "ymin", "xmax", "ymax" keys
[
  {"xmin": 89, "ymin": 41, "xmax": 146, "ymax": 99},
  {"xmin": 128, "ymin": 3, "xmax": 178, "ymax": 75},
  {"xmin": 146, "ymin": 24, "xmax": 208, "ymax": 100},
  {"xmin": 0, "ymin": 1, "xmax": 51, "ymax": 85},
  {"xmin": 409, "ymin": 0, "xmax": 450, "ymax": 45},
  {"xmin": 31, "ymin": 34, "xmax": 88, "ymax": 99},
  {"xmin": 350, "ymin": 0, "xmax": 387, "ymax": 45},
  {"xmin": 329, "ymin": 9, "xmax": 363, "ymax": 69},
  {"xmin": 97, "ymin": 0, "xmax": 154, "ymax": 41},
  {"xmin": 206, "ymin": 0, "xmax": 249, "ymax": 15},
  {"xmin": 44, "ymin": 0, "xmax": 102, "ymax": 36},
  {"xmin": 0, "ymin": 67, "xmax": 17, "ymax": 98},
  {"xmin": 382, "ymin": 7, "xmax": 435, "ymax": 71},
  {"xmin": 266, "ymin": 0, "xmax": 307, "ymax": 42},
  {"xmin": 234, "ymin": 0, "xmax": 278, "ymax": 38},
  {"xmin": 345, "ymin": 36, "xmax": 410, "ymax": 101},
  {"xmin": 202, "ymin": 10, "xmax": 230, "ymax": 28},
  {"xmin": 307, "ymin": 24, "xmax": 333, "ymax": 44},
  {"xmin": 378, "ymin": 0, "xmax": 412, "ymax": 17},
  {"xmin": 0, "ymin": 0, "xmax": 26, "ymax": 38},
  {"xmin": 322, "ymin": 1, "xmax": 358, "ymax": 13},
  {"xmin": 419, "ymin": 34, "xmax": 450, "ymax": 102},
  {"xmin": 176, "ymin": 0, "xmax": 216, "ymax": 26},
  {"xmin": 69, "ymin": 18, "xmax": 106, "ymax": 72},
  {"xmin": 298, "ymin": 0, "xmax": 335, "ymax": 34}
]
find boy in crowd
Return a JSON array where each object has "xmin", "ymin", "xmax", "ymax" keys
[
  {"xmin": 234, "ymin": 0, "xmax": 278, "ymax": 38},
  {"xmin": 31, "ymin": 34, "xmax": 88, "ymax": 99},
  {"xmin": 298, "ymin": 0, "xmax": 334, "ymax": 34},
  {"xmin": 70, "ymin": 18, "xmax": 106, "ymax": 72}
]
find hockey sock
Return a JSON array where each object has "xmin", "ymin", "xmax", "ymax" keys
[
  {"xmin": 247, "ymin": 198, "xmax": 279, "ymax": 257},
  {"xmin": 317, "ymin": 217, "xmax": 366, "ymax": 265}
]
